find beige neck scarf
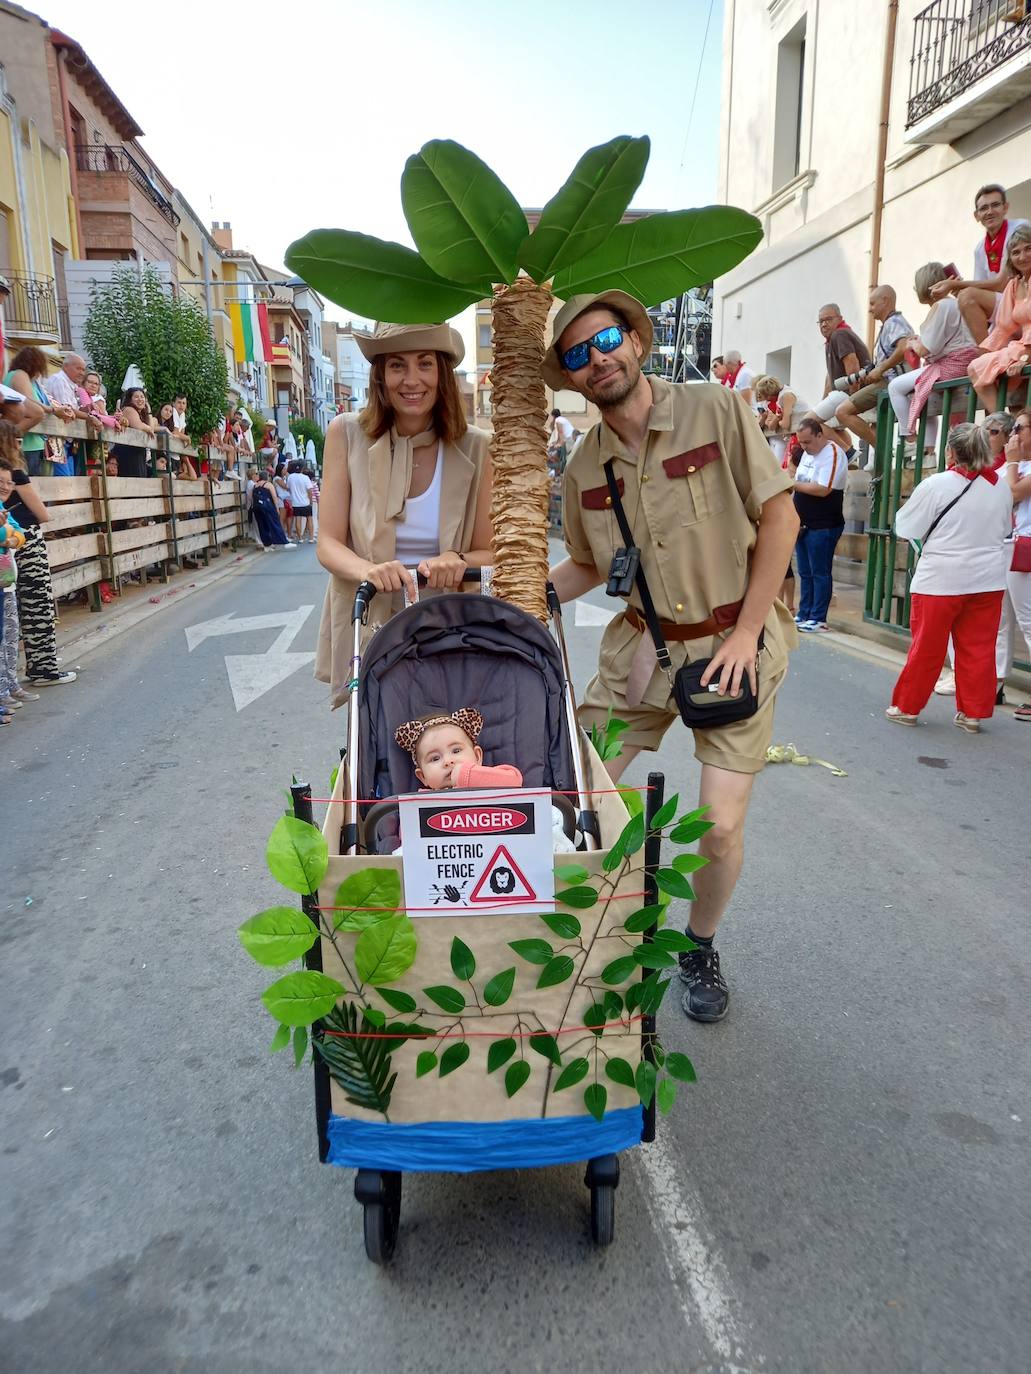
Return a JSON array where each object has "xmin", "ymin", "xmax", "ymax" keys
[{"xmin": 385, "ymin": 424, "xmax": 437, "ymax": 521}]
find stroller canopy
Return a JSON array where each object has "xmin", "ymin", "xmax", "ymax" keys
[{"xmin": 356, "ymin": 592, "xmax": 577, "ymax": 800}]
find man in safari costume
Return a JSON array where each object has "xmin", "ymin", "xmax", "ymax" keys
[{"xmin": 547, "ymin": 291, "xmax": 799, "ymax": 1022}]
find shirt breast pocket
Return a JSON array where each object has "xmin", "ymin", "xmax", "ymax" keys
[
  {"xmin": 662, "ymin": 443, "xmax": 726, "ymax": 525},
  {"xmin": 580, "ymin": 479, "xmax": 620, "ymax": 558}
]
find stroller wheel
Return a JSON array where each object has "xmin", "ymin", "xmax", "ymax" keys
[
  {"xmin": 356, "ymin": 1169, "xmax": 402, "ymax": 1264},
  {"xmin": 585, "ymin": 1154, "xmax": 619, "ymax": 1247}
]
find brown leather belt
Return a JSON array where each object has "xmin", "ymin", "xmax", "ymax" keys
[{"xmin": 624, "ymin": 599, "xmax": 743, "ymax": 641}]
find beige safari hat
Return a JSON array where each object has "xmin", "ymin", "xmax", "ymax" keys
[
  {"xmin": 542, "ymin": 290, "xmax": 653, "ymax": 391},
  {"xmin": 357, "ymin": 320, "xmax": 465, "ymax": 367}
]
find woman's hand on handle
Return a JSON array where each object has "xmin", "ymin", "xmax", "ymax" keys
[
  {"xmin": 363, "ymin": 560, "xmax": 417, "ymax": 600},
  {"xmin": 418, "ymin": 551, "xmax": 466, "ymax": 589}
]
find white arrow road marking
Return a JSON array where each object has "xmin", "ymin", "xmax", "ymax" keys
[
  {"xmin": 185, "ymin": 605, "xmax": 316, "ymax": 710},
  {"xmin": 575, "ymin": 599, "xmax": 618, "ymax": 627}
]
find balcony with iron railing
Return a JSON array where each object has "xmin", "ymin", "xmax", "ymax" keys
[
  {"xmin": 74, "ymin": 143, "xmax": 181, "ymax": 227},
  {"xmin": 907, "ymin": 0, "xmax": 1031, "ymax": 142},
  {"xmin": 0, "ymin": 268, "xmax": 59, "ymax": 339}
]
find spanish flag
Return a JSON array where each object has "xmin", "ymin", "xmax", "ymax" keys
[{"xmin": 229, "ymin": 301, "xmax": 273, "ymax": 363}]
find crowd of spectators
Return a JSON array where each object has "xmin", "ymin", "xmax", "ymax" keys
[{"xmin": 715, "ymin": 181, "xmax": 1031, "ymax": 725}]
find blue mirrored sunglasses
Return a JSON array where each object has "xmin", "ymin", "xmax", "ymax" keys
[{"xmin": 560, "ymin": 324, "xmax": 628, "ymax": 373}]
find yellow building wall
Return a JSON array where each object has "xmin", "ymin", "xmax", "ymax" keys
[
  {"xmin": 0, "ymin": 112, "xmax": 75, "ymax": 274},
  {"xmin": 0, "ymin": 106, "xmax": 19, "ymax": 271}
]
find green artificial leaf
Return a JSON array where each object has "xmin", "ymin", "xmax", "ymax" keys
[
  {"xmin": 355, "ymin": 915, "xmax": 418, "ymax": 986},
  {"xmin": 377, "ymin": 987, "xmax": 418, "ymax": 1015},
  {"xmin": 363, "ymin": 1007, "xmax": 386, "ymax": 1028},
  {"xmin": 670, "ymin": 818, "xmax": 715, "ymax": 845},
  {"xmin": 632, "ymin": 944, "xmax": 677, "ymax": 969},
  {"xmin": 483, "ymin": 967, "xmax": 516, "ymax": 1007},
  {"xmin": 657, "ymin": 1077, "xmax": 677, "ymax": 1115},
  {"xmin": 551, "ymin": 206, "xmax": 764, "ymax": 302},
  {"xmin": 540, "ymin": 912, "xmax": 582, "ymax": 940},
  {"xmin": 329, "ymin": 766, "xmax": 339, "ymax": 793},
  {"xmin": 517, "ymin": 135, "xmax": 650, "ymax": 282},
  {"xmin": 624, "ymin": 905, "xmax": 663, "ymax": 933},
  {"xmin": 292, "ymin": 1025, "xmax": 308, "ymax": 1068},
  {"xmin": 555, "ymin": 885, "xmax": 598, "ymax": 910},
  {"xmin": 265, "ymin": 815, "xmax": 329, "ymax": 895},
  {"xmin": 333, "ymin": 868, "xmax": 402, "ymax": 931},
  {"xmin": 377, "ymin": 1021, "xmax": 431, "ymax": 1053},
  {"xmin": 261, "ymin": 970, "xmax": 345, "ymax": 1027},
  {"xmin": 624, "ymin": 983, "xmax": 644, "ymax": 1013},
  {"xmin": 665, "ymin": 1051, "xmax": 698, "ymax": 1083},
  {"xmin": 641, "ymin": 976, "xmax": 672, "ymax": 1016},
  {"xmin": 603, "ymin": 990, "xmax": 624, "ymax": 1019},
  {"xmin": 590, "ymin": 713, "xmax": 630, "ymax": 763},
  {"xmin": 635, "ymin": 1059, "xmax": 657, "ymax": 1108},
  {"xmin": 653, "ymin": 1043, "xmax": 666, "ymax": 1067},
  {"xmin": 555, "ymin": 863, "xmax": 589, "ymax": 885},
  {"xmin": 617, "ymin": 785, "xmax": 645, "ymax": 818},
  {"xmin": 601, "ymin": 954, "xmax": 638, "ymax": 985},
  {"xmin": 554, "ymin": 1057, "xmax": 590, "ymax": 1091},
  {"xmin": 605, "ymin": 1056, "xmax": 636, "ymax": 1088},
  {"xmin": 672, "ymin": 852, "xmax": 709, "ymax": 875},
  {"xmin": 537, "ymin": 955, "xmax": 575, "ymax": 989},
  {"xmin": 422, "ymin": 985, "xmax": 466, "ymax": 1014},
  {"xmin": 450, "ymin": 936, "xmax": 476, "ymax": 981},
  {"xmin": 238, "ymin": 907, "xmax": 318, "ymax": 967},
  {"xmin": 487, "ymin": 1038, "xmax": 517, "ymax": 1073},
  {"xmin": 401, "ymin": 139, "xmax": 527, "ymax": 287},
  {"xmin": 269, "ymin": 1023, "xmax": 291, "ymax": 1054},
  {"xmin": 509, "ymin": 938, "xmax": 554, "ymax": 965},
  {"xmin": 649, "ymin": 792, "xmax": 680, "ymax": 830},
  {"xmin": 439, "ymin": 1042, "xmax": 471, "ymax": 1077},
  {"xmin": 505, "ymin": 1059, "xmax": 532, "ymax": 1098},
  {"xmin": 315, "ymin": 1002, "xmax": 396, "ymax": 1115},
  {"xmin": 528, "ymin": 1033, "xmax": 562, "ymax": 1066},
  {"xmin": 584, "ymin": 1002, "xmax": 607, "ymax": 1035},
  {"xmin": 416, "ymin": 1050, "xmax": 438, "ymax": 1078},
  {"xmin": 583, "ymin": 1082, "xmax": 608, "ymax": 1122},
  {"xmin": 285, "ymin": 228, "xmax": 482, "ymax": 324},
  {"xmin": 656, "ymin": 868, "xmax": 698, "ymax": 901},
  {"xmin": 652, "ymin": 929, "xmax": 697, "ymax": 953},
  {"xmin": 602, "ymin": 812, "xmax": 645, "ymax": 872}
]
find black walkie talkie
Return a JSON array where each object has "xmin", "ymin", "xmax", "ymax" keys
[{"xmin": 607, "ymin": 546, "xmax": 640, "ymax": 597}]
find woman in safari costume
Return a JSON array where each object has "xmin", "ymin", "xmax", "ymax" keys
[{"xmin": 316, "ymin": 321, "xmax": 494, "ymax": 709}]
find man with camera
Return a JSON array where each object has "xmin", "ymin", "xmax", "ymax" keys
[{"xmin": 546, "ymin": 291, "xmax": 799, "ymax": 1023}]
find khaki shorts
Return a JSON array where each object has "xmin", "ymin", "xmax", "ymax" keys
[{"xmin": 578, "ymin": 606, "xmax": 794, "ymax": 775}]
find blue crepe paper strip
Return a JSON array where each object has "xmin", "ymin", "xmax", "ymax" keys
[{"xmin": 326, "ymin": 1107, "xmax": 644, "ymax": 1173}]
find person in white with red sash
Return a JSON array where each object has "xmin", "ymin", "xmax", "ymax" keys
[{"xmin": 1004, "ymin": 410, "xmax": 1031, "ymax": 722}]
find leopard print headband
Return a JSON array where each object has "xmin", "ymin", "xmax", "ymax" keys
[{"xmin": 394, "ymin": 708, "xmax": 484, "ymax": 758}]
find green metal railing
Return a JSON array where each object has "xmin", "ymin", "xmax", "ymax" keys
[{"xmin": 864, "ymin": 367, "xmax": 1030, "ymax": 669}]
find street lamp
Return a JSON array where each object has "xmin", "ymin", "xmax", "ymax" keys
[{"xmin": 275, "ymin": 385, "xmax": 290, "ymax": 453}]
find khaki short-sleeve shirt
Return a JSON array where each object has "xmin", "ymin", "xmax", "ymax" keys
[{"xmin": 562, "ymin": 376, "xmax": 793, "ymax": 624}]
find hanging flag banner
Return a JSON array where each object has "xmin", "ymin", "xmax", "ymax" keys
[
  {"xmin": 228, "ymin": 301, "xmax": 273, "ymax": 363},
  {"xmin": 397, "ymin": 789, "xmax": 555, "ymax": 916}
]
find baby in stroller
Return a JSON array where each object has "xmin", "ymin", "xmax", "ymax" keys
[{"xmin": 389, "ymin": 706, "xmax": 576, "ymax": 852}]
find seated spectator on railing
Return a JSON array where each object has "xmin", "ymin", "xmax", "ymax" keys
[
  {"xmin": 44, "ymin": 353, "xmax": 101, "ymax": 473},
  {"xmin": 155, "ymin": 402, "xmax": 177, "ymax": 434},
  {"xmin": 754, "ymin": 374, "xmax": 810, "ymax": 466},
  {"xmin": 930, "ymin": 184, "xmax": 1030, "ymax": 345},
  {"xmin": 789, "ymin": 417, "xmax": 848, "ymax": 633},
  {"xmin": 886, "ymin": 423, "xmax": 1012, "ymax": 733},
  {"xmin": 833, "ymin": 285, "xmax": 913, "ymax": 455},
  {"xmin": 3, "ymin": 347, "xmax": 76, "ymax": 476},
  {"xmin": 171, "ymin": 393, "xmax": 189, "ymax": 438},
  {"xmin": 968, "ymin": 225, "xmax": 1031, "ymax": 413},
  {"xmin": 111, "ymin": 388, "xmax": 159, "ymax": 477},
  {"xmin": 887, "ymin": 263, "xmax": 980, "ymax": 463},
  {"xmin": 80, "ymin": 372, "xmax": 121, "ymax": 430},
  {"xmin": 807, "ymin": 304, "xmax": 871, "ymax": 459},
  {"xmin": 0, "ymin": 423, "xmax": 76, "ymax": 687}
]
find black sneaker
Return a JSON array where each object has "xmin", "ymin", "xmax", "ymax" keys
[
  {"xmin": 678, "ymin": 947, "xmax": 729, "ymax": 1022},
  {"xmin": 30, "ymin": 670, "xmax": 77, "ymax": 686}
]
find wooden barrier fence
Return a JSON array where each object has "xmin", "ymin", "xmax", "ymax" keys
[{"xmin": 18, "ymin": 418, "xmax": 255, "ymax": 611}]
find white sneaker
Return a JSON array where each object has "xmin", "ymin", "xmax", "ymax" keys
[{"xmin": 933, "ymin": 669, "xmax": 956, "ymax": 696}]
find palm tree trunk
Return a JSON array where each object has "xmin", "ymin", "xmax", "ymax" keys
[{"xmin": 489, "ymin": 276, "xmax": 554, "ymax": 621}]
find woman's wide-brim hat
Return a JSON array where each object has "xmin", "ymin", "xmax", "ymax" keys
[
  {"xmin": 542, "ymin": 290, "xmax": 653, "ymax": 391},
  {"xmin": 357, "ymin": 321, "xmax": 465, "ymax": 368}
]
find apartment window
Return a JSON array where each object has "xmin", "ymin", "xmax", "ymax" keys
[
  {"xmin": 478, "ymin": 323, "xmax": 491, "ymax": 349},
  {"xmin": 772, "ymin": 19, "xmax": 806, "ymax": 191}
]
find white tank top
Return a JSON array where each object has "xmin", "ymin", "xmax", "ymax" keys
[{"xmin": 394, "ymin": 440, "xmax": 442, "ymax": 564}]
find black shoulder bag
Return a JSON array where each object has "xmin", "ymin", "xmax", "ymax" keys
[
  {"xmin": 912, "ymin": 477, "xmax": 974, "ymax": 557},
  {"xmin": 603, "ymin": 461, "xmax": 760, "ymax": 728}
]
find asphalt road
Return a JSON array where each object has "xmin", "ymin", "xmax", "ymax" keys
[{"xmin": 2, "ymin": 544, "xmax": 1028, "ymax": 1374}]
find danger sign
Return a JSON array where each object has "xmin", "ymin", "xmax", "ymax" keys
[{"xmin": 398, "ymin": 788, "xmax": 555, "ymax": 917}]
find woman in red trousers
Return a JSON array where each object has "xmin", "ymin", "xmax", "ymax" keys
[{"xmin": 886, "ymin": 422, "xmax": 1013, "ymax": 733}]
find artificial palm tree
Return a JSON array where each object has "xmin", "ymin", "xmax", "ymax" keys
[{"xmin": 286, "ymin": 136, "xmax": 761, "ymax": 619}]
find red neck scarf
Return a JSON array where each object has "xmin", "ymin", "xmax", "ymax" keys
[
  {"xmin": 984, "ymin": 221, "xmax": 1008, "ymax": 275},
  {"xmin": 951, "ymin": 464, "xmax": 998, "ymax": 484},
  {"xmin": 721, "ymin": 362, "xmax": 743, "ymax": 388}
]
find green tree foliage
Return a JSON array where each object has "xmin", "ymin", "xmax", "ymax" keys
[
  {"xmin": 83, "ymin": 266, "xmax": 230, "ymax": 440},
  {"xmin": 289, "ymin": 417, "xmax": 324, "ymax": 466}
]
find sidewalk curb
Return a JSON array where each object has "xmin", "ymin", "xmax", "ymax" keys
[{"xmin": 56, "ymin": 547, "xmax": 263, "ymax": 663}]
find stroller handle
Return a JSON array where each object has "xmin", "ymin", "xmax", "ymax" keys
[{"xmin": 352, "ymin": 567, "xmax": 485, "ymax": 623}]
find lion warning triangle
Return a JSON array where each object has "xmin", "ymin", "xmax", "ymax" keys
[{"xmin": 469, "ymin": 844, "xmax": 536, "ymax": 904}]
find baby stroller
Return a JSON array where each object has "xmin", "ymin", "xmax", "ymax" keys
[{"xmin": 292, "ymin": 573, "xmax": 668, "ymax": 1261}]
